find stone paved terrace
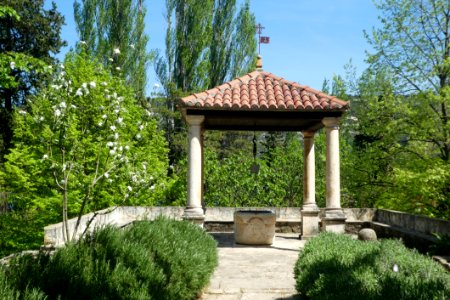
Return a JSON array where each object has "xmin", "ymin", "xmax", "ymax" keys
[{"xmin": 201, "ymin": 233, "xmax": 306, "ymax": 300}]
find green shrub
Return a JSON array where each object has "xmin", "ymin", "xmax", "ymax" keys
[
  {"xmin": 294, "ymin": 232, "xmax": 450, "ymax": 300},
  {"xmin": 3, "ymin": 217, "xmax": 218, "ymax": 300},
  {"xmin": 0, "ymin": 264, "xmax": 46, "ymax": 300},
  {"xmin": 126, "ymin": 217, "xmax": 219, "ymax": 300}
]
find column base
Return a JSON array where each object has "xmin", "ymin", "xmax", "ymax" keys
[
  {"xmin": 183, "ymin": 207, "xmax": 205, "ymax": 227},
  {"xmin": 321, "ymin": 208, "xmax": 346, "ymax": 233},
  {"xmin": 301, "ymin": 208, "xmax": 320, "ymax": 240}
]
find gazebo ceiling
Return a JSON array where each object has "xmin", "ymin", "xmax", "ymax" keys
[{"xmin": 178, "ymin": 69, "xmax": 349, "ymax": 132}]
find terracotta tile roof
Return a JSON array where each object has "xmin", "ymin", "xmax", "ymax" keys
[{"xmin": 179, "ymin": 70, "xmax": 348, "ymax": 111}]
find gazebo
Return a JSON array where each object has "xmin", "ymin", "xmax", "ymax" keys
[{"xmin": 178, "ymin": 57, "xmax": 349, "ymax": 239}]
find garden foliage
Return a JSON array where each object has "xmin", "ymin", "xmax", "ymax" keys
[
  {"xmin": 294, "ymin": 232, "xmax": 450, "ymax": 299},
  {"xmin": 0, "ymin": 217, "xmax": 218, "ymax": 300},
  {"xmin": 0, "ymin": 50, "xmax": 168, "ymax": 249}
]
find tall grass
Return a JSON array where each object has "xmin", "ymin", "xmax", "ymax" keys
[{"xmin": 294, "ymin": 232, "xmax": 450, "ymax": 300}]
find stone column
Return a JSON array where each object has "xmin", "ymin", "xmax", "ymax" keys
[
  {"xmin": 183, "ymin": 115, "xmax": 205, "ymax": 225},
  {"xmin": 301, "ymin": 131, "xmax": 320, "ymax": 239},
  {"xmin": 322, "ymin": 117, "xmax": 346, "ymax": 233}
]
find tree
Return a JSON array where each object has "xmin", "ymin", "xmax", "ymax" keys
[
  {"xmin": 156, "ymin": 0, "xmax": 214, "ymax": 94},
  {"xmin": 74, "ymin": 0, "xmax": 152, "ymax": 102},
  {"xmin": 153, "ymin": 0, "xmax": 257, "ymax": 166},
  {"xmin": 1, "ymin": 50, "xmax": 168, "ymax": 244},
  {"xmin": 0, "ymin": 0, "xmax": 66, "ymax": 158},
  {"xmin": 362, "ymin": 0, "xmax": 450, "ymax": 218},
  {"xmin": 228, "ymin": 0, "xmax": 257, "ymax": 79},
  {"xmin": 367, "ymin": 0, "xmax": 449, "ymax": 161}
]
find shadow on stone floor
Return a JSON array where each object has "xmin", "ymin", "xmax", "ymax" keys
[
  {"xmin": 208, "ymin": 232, "xmax": 303, "ymax": 252},
  {"xmin": 275, "ymin": 295, "xmax": 305, "ymax": 300}
]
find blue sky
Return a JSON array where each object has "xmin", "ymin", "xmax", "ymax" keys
[{"xmin": 46, "ymin": 0, "xmax": 380, "ymax": 94}]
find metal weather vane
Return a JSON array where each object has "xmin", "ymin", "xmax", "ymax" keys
[{"xmin": 256, "ymin": 23, "xmax": 270, "ymax": 54}]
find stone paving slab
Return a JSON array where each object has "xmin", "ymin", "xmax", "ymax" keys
[{"xmin": 200, "ymin": 233, "xmax": 306, "ymax": 300}]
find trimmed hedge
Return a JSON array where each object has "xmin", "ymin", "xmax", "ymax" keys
[
  {"xmin": 294, "ymin": 232, "xmax": 450, "ymax": 300},
  {"xmin": 1, "ymin": 217, "xmax": 218, "ymax": 300}
]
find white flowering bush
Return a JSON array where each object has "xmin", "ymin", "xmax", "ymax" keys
[{"xmin": 2, "ymin": 51, "xmax": 168, "ymax": 241}]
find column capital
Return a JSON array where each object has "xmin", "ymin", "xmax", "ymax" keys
[
  {"xmin": 186, "ymin": 115, "xmax": 205, "ymax": 126},
  {"xmin": 302, "ymin": 131, "xmax": 316, "ymax": 138},
  {"xmin": 322, "ymin": 117, "xmax": 340, "ymax": 129}
]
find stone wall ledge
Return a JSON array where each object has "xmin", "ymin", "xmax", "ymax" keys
[{"xmin": 43, "ymin": 207, "xmax": 449, "ymax": 252}]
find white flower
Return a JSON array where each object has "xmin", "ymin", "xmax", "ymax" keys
[
  {"xmin": 150, "ymin": 185, "xmax": 155, "ymax": 190},
  {"xmin": 108, "ymin": 178, "xmax": 113, "ymax": 183},
  {"xmin": 75, "ymin": 88, "xmax": 83, "ymax": 97},
  {"xmin": 393, "ymin": 264, "xmax": 399, "ymax": 272},
  {"xmin": 108, "ymin": 58, "xmax": 114, "ymax": 62},
  {"xmin": 39, "ymin": 116, "xmax": 45, "ymax": 121},
  {"xmin": 124, "ymin": 145, "xmax": 129, "ymax": 151},
  {"xmin": 60, "ymin": 102, "xmax": 66, "ymax": 109},
  {"xmin": 48, "ymin": 65, "xmax": 53, "ymax": 69},
  {"xmin": 104, "ymin": 172, "xmax": 109, "ymax": 178},
  {"xmin": 18, "ymin": 110, "xmax": 27, "ymax": 115},
  {"xmin": 110, "ymin": 125, "xmax": 116, "ymax": 131},
  {"xmin": 42, "ymin": 154, "xmax": 49, "ymax": 159},
  {"xmin": 98, "ymin": 121, "xmax": 103, "ymax": 127},
  {"xmin": 54, "ymin": 109, "xmax": 61, "ymax": 117},
  {"xmin": 106, "ymin": 141, "xmax": 114, "ymax": 147},
  {"xmin": 142, "ymin": 163, "xmax": 146, "ymax": 170},
  {"xmin": 116, "ymin": 117, "xmax": 123, "ymax": 124},
  {"xmin": 117, "ymin": 96, "xmax": 124, "ymax": 102},
  {"xmin": 10, "ymin": 61, "xmax": 16, "ymax": 69},
  {"xmin": 114, "ymin": 132, "xmax": 119, "ymax": 140},
  {"xmin": 130, "ymin": 44, "xmax": 135, "ymax": 49},
  {"xmin": 71, "ymin": 104, "xmax": 76, "ymax": 109},
  {"xmin": 102, "ymin": 114, "xmax": 107, "ymax": 119},
  {"xmin": 115, "ymin": 67, "xmax": 121, "ymax": 71},
  {"xmin": 60, "ymin": 64, "xmax": 65, "ymax": 69},
  {"xmin": 110, "ymin": 149, "xmax": 116, "ymax": 155},
  {"xmin": 79, "ymin": 41, "xmax": 86, "ymax": 45},
  {"xmin": 82, "ymin": 82, "xmax": 87, "ymax": 89},
  {"xmin": 113, "ymin": 48, "xmax": 120, "ymax": 54},
  {"xmin": 89, "ymin": 81, "xmax": 96, "ymax": 88},
  {"xmin": 114, "ymin": 109, "xmax": 120, "ymax": 114},
  {"xmin": 119, "ymin": 146, "xmax": 123, "ymax": 151},
  {"xmin": 136, "ymin": 133, "xmax": 141, "ymax": 140},
  {"xmin": 62, "ymin": 164, "xmax": 66, "ymax": 171},
  {"xmin": 61, "ymin": 179, "xmax": 65, "ymax": 184},
  {"xmin": 138, "ymin": 124, "xmax": 144, "ymax": 131},
  {"xmin": 132, "ymin": 175, "xmax": 137, "ymax": 182},
  {"xmin": 127, "ymin": 186, "xmax": 132, "ymax": 191},
  {"xmin": 101, "ymin": 82, "xmax": 108, "ymax": 86}
]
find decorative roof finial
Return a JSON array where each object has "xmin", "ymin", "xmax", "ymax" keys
[{"xmin": 256, "ymin": 55, "xmax": 263, "ymax": 70}]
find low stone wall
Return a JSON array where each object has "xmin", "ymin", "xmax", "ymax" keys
[
  {"xmin": 44, "ymin": 206, "xmax": 185, "ymax": 246},
  {"xmin": 370, "ymin": 209, "xmax": 450, "ymax": 253},
  {"xmin": 374, "ymin": 209, "xmax": 450, "ymax": 236},
  {"xmin": 44, "ymin": 206, "xmax": 449, "ymax": 252},
  {"xmin": 44, "ymin": 206, "xmax": 376, "ymax": 247}
]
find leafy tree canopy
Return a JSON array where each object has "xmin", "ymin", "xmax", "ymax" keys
[{"xmin": 1, "ymin": 50, "xmax": 169, "ymax": 242}]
